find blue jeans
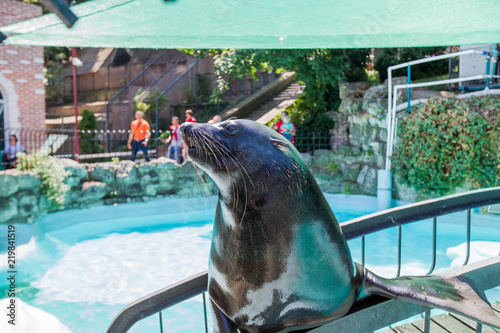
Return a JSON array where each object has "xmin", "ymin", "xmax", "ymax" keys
[
  {"xmin": 168, "ymin": 145, "xmax": 181, "ymax": 164},
  {"xmin": 131, "ymin": 140, "xmax": 150, "ymax": 162}
]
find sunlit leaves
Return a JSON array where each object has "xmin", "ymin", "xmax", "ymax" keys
[{"xmin": 393, "ymin": 96, "xmax": 500, "ymax": 195}]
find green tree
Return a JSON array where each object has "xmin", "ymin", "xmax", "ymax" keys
[
  {"xmin": 79, "ymin": 109, "xmax": 104, "ymax": 154},
  {"xmin": 374, "ymin": 47, "xmax": 448, "ymax": 82},
  {"xmin": 190, "ymin": 48, "xmax": 370, "ymax": 131}
]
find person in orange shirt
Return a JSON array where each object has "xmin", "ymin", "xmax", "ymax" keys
[{"xmin": 127, "ymin": 111, "xmax": 151, "ymax": 162}]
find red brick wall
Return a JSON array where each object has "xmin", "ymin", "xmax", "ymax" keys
[{"xmin": 0, "ymin": 0, "xmax": 45, "ymax": 132}]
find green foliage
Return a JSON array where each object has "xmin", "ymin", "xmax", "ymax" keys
[
  {"xmin": 79, "ymin": 109, "xmax": 103, "ymax": 154},
  {"xmin": 374, "ymin": 47, "xmax": 448, "ymax": 82},
  {"xmin": 191, "ymin": 48, "xmax": 369, "ymax": 130},
  {"xmin": 192, "ymin": 102, "xmax": 229, "ymax": 123},
  {"xmin": 133, "ymin": 88, "xmax": 169, "ymax": 125},
  {"xmin": 393, "ymin": 96, "xmax": 500, "ymax": 196},
  {"xmin": 44, "ymin": 48, "xmax": 68, "ymax": 105},
  {"xmin": 17, "ymin": 150, "xmax": 70, "ymax": 212},
  {"xmin": 197, "ymin": 76, "xmax": 213, "ymax": 103},
  {"xmin": 286, "ymin": 96, "xmax": 335, "ymax": 132}
]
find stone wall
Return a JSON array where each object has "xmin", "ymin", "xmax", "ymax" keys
[
  {"xmin": 0, "ymin": 157, "xmax": 217, "ymax": 224},
  {"xmin": 306, "ymin": 78, "xmax": 407, "ymax": 196}
]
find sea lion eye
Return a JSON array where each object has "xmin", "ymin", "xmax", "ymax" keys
[{"xmin": 225, "ymin": 124, "xmax": 240, "ymax": 135}]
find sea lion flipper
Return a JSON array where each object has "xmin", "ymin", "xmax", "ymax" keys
[
  {"xmin": 362, "ymin": 267, "xmax": 500, "ymax": 328},
  {"xmin": 209, "ymin": 297, "xmax": 238, "ymax": 333}
]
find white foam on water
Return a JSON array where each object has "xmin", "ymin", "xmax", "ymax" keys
[
  {"xmin": 0, "ymin": 238, "xmax": 37, "ymax": 270},
  {"xmin": 33, "ymin": 224, "xmax": 213, "ymax": 306},
  {"xmin": 447, "ymin": 241, "xmax": 500, "ymax": 268},
  {"xmin": 0, "ymin": 298, "xmax": 72, "ymax": 333}
]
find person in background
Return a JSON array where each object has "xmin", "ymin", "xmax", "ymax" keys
[
  {"xmin": 273, "ymin": 111, "xmax": 296, "ymax": 145},
  {"xmin": 165, "ymin": 116, "xmax": 182, "ymax": 164},
  {"xmin": 2, "ymin": 134, "xmax": 24, "ymax": 169},
  {"xmin": 182, "ymin": 109, "xmax": 197, "ymax": 161},
  {"xmin": 207, "ymin": 115, "xmax": 222, "ymax": 124},
  {"xmin": 127, "ymin": 111, "xmax": 151, "ymax": 162},
  {"xmin": 185, "ymin": 109, "xmax": 197, "ymax": 123}
]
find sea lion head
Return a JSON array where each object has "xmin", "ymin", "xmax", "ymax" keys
[{"xmin": 180, "ymin": 119, "xmax": 309, "ymax": 199}]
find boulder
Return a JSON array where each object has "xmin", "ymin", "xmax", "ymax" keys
[
  {"xmin": 60, "ymin": 158, "xmax": 88, "ymax": 187},
  {"xmin": 18, "ymin": 171, "xmax": 42, "ymax": 194},
  {"xmin": 0, "ymin": 170, "xmax": 21, "ymax": 197},
  {"xmin": 342, "ymin": 164, "xmax": 361, "ymax": 182},
  {"xmin": 116, "ymin": 161, "xmax": 140, "ymax": 196},
  {"xmin": 148, "ymin": 157, "xmax": 179, "ymax": 194},
  {"xmin": 87, "ymin": 162, "xmax": 119, "ymax": 184},
  {"xmin": 0, "ymin": 197, "xmax": 18, "ymax": 223},
  {"xmin": 80, "ymin": 181, "xmax": 107, "ymax": 203},
  {"xmin": 18, "ymin": 191, "xmax": 39, "ymax": 218},
  {"xmin": 138, "ymin": 164, "xmax": 160, "ymax": 197},
  {"xmin": 339, "ymin": 81, "xmax": 371, "ymax": 100},
  {"xmin": 357, "ymin": 166, "xmax": 378, "ymax": 195}
]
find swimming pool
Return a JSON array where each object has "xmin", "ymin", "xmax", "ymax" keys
[{"xmin": 0, "ymin": 194, "xmax": 499, "ymax": 332}]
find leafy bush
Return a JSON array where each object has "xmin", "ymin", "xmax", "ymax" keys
[
  {"xmin": 393, "ymin": 96, "xmax": 500, "ymax": 195},
  {"xmin": 17, "ymin": 150, "xmax": 71, "ymax": 212},
  {"xmin": 374, "ymin": 47, "xmax": 448, "ymax": 82},
  {"xmin": 79, "ymin": 109, "xmax": 104, "ymax": 154}
]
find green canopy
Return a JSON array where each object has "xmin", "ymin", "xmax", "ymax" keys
[{"xmin": 1, "ymin": 0, "xmax": 499, "ymax": 49}]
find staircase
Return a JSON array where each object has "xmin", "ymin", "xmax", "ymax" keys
[{"xmin": 243, "ymin": 82, "xmax": 305, "ymax": 124}]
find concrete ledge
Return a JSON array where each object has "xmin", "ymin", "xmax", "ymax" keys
[{"xmin": 220, "ymin": 71, "xmax": 296, "ymax": 120}]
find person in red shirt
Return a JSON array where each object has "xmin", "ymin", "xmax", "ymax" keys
[
  {"xmin": 185, "ymin": 109, "xmax": 197, "ymax": 123},
  {"xmin": 182, "ymin": 109, "xmax": 197, "ymax": 161},
  {"xmin": 165, "ymin": 116, "xmax": 182, "ymax": 164},
  {"xmin": 127, "ymin": 111, "xmax": 151, "ymax": 162},
  {"xmin": 273, "ymin": 111, "xmax": 296, "ymax": 144}
]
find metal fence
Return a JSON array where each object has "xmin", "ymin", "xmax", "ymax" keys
[
  {"xmin": 294, "ymin": 128, "xmax": 332, "ymax": 154},
  {"xmin": 0, "ymin": 126, "xmax": 334, "ymax": 169},
  {"xmin": 0, "ymin": 127, "xmax": 169, "ymax": 169}
]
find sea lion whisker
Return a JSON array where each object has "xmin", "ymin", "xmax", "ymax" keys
[{"xmin": 190, "ymin": 160, "xmax": 211, "ymax": 201}]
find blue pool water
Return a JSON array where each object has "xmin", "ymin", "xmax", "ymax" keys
[{"xmin": 0, "ymin": 194, "xmax": 499, "ymax": 332}]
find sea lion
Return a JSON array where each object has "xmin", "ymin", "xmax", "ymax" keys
[{"xmin": 180, "ymin": 119, "xmax": 500, "ymax": 333}]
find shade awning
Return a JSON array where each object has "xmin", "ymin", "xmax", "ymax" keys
[{"xmin": 1, "ymin": 0, "xmax": 499, "ymax": 49}]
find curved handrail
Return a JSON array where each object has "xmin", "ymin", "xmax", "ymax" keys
[
  {"xmin": 342, "ymin": 186, "xmax": 500, "ymax": 239},
  {"xmin": 108, "ymin": 271, "xmax": 208, "ymax": 333},
  {"xmin": 107, "ymin": 186, "xmax": 500, "ymax": 332}
]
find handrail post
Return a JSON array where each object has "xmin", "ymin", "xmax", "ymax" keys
[
  {"xmin": 407, "ymin": 66, "xmax": 411, "ymax": 113},
  {"xmin": 155, "ymin": 99, "xmax": 159, "ymax": 158}
]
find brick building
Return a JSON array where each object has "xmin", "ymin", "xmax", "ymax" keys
[{"xmin": 0, "ymin": 0, "xmax": 45, "ymax": 150}]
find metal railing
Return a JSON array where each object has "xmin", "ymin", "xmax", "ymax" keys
[{"xmin": 107, "ymin": 187, "xmax": 500, "ymax": 333}]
